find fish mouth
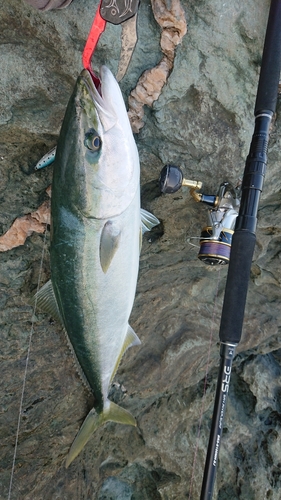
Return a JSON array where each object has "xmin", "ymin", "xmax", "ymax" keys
[
  {"xmin": 81, "ymin": 68, "xmax": 104, "ymax": 106},
  {"xmin": 81, "ymin": 67, "xmax": 117, "ymax": 132},
  {"xmin": 88, "ymin": 67, "xmax": 102, "ymax": 96}
]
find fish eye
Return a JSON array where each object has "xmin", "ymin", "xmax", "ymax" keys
[{"xmin": 84, "ymin": 129, "xmax": 102, "ymax": 151}]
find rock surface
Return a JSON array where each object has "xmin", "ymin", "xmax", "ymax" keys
[{"xmin": 1, "ymin": 0, "xmax": 281, "ymax": 499}]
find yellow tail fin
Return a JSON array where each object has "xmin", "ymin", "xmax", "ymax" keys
[{"xmin": 65, "ymin": 401, "xmax": 136, "ymax": 467}]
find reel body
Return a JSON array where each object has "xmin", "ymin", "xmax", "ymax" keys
[
  {"xmin": 198, "ymin": 182, "xmax": 239, "ymax": 265},
  {"xmin": 159, "ymin": 165, "xmax": 240, "ymax": 265}
]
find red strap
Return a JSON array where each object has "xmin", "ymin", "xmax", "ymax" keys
[{"xmin": 82, "ymin": 5, "xmax": 106, "ymax": 72}]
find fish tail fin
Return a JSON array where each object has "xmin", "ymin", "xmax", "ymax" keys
[{"xmin": 65, "ymin": 401, "xmax": 136, "ymax": 468}]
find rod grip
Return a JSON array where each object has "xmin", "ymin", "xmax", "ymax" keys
[
  {"xmin": 255, "ymin": 0, "xmax": 281, "ymax": 114},
  {"xmin": 219, "ymin": 231, "xmax": 256, "ymax": 344}
]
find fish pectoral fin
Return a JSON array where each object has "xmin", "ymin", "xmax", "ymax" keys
[
  {"xmin": 100, "ymin": 220, "xmax": 121, "ymax": 273},
  {"xmin": 140, "ymin": 208, "xmax": 160, "ymax": 234},
  {"xmin": 65, "ymin": 401, "xmax": 136, "ymax": 468},
  {"xmin": 33, "ymin": 279, "xmax": 64, "ymax": 326},
  {"xmin": 110, "ymin": 325, "xmax": 141, "ymax": 383}
]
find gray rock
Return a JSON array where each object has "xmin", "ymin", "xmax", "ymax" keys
[{"xmin": 97, "ymin": 477, "xmax": 132, "ymax": 500}]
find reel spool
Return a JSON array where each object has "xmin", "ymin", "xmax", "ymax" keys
[
  {"xmin": 198, "ymin": 227, "xmax": 233, "ymax": 266},
  {"xmin": 159, "ymin": 164, "xmax": 240, "ymax": 266}
]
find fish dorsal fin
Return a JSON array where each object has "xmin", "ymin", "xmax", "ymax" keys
[
  {"xmin": 110, "ymin": 325, "xmax": 141, "ymax": 383},
  {"xmin": 141, "ymin": 208, "xmax": 160, "ymax": 234},
  {"xmin": 34, "ymin": 280, "xmax": 92, "ymax": 393},
  {"xmin": 34, "ymin": 279, "xmax": 63, "ymax": 325},
  {"xmin": 100, "ymin": 220, "xmax": 121, "ymax": 273}
]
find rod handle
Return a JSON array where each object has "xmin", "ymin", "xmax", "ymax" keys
[{"xmin": 219, "ymin": 230, "xmax": 256, "ymax": 344}]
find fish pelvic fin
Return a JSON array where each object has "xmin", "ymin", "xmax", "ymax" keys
[
  {"xmin": 140, "ymin": 208, "xmax": 160, "ymax": 234},
  {"xmin": 139, "ymin": 208, "xmax": 160, "ymax": 252},
  {"xmin": 65, "ymin": 401, "xmax": 136, "ymax": 468}
]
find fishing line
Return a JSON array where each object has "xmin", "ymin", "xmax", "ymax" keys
[
  {"xmin": 188, "ymin": 267, "xmax": 221, "ymax": 500},
  {"xmin": 8, "ymin": 226, "xmax": 48, "ymax": 500}
]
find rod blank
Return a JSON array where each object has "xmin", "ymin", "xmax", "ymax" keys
[
  {"xmin": 200, "ymin": 1, "xmax": 281, "ymax": 498},
  {"xmin": 255, "ymin": 0, "xmax": 281, "ymax": 114}
]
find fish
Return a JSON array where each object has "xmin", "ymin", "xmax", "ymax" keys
[{"xmin": 35, "ymin": 66, "xmax": 159, "ymax": 467}]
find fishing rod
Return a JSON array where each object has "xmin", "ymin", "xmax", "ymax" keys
[{"xmin": 200, "ymin": 0, "xmax": 281, "ymax": 498}]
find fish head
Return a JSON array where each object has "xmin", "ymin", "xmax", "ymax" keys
[{"xmin": 53, "ymin": 66, "xmax": 139, "ymax": 219}]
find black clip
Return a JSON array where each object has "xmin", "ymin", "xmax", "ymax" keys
[{"xmin": 100, "ymin": 0, "xmax": 139, "ymax": 25}]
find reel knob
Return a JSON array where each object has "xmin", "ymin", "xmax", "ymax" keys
[
  {"xmin": 159, "ymin": 164, "xmax": 183, "ymax": 194},
  {"xmin": 159, "ymin": 164, "xmax": 203, "ymax": 194}
]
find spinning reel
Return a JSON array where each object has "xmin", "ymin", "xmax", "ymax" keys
[{"xmin": 159, "ymin": 164, "xmax": 240, "ymax": 265}]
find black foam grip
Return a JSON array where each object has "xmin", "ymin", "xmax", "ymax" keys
[
  {"xmin": 255, "ymin": 0, "xmax": 281, "ymax": 115},
  {"xmin": 219, "ymin": 231, "xmax": 256, "ymax": 344}
]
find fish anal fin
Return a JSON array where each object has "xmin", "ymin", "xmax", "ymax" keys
[
  {"xmin": 141, "ymin": 208, "xmax": 159, "ymax": 234},
  {"xmin": 110, "ymin": 325, "xmax": 141, "ymax": 384},
  {"xmin": 126, "ymin": 324, "xmax": 141, "ymax": 348},
  {"xmin": 33, "ymin": 279, "xmax": 63, "ymax": 326},
  {"xmin": 100, "ymin": 220, "xmax": 121, "ymax": 273},
  {"xmin": 65, "ymin": 401, "xmax": 136, "ymax": 467}
]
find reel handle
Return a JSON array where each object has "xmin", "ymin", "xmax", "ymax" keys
[{"xmin": 159, "ymin": 164, "xmax": 202, "ymax": 194}]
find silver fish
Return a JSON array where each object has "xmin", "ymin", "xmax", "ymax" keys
[{"xmin": 35, "ymin": 66, "xmax": 159, "ymax": 466}]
